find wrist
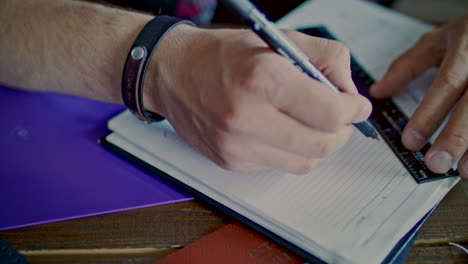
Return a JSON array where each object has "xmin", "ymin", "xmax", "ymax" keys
[{"xmin": 143, "ymin": 23, "xmax": 201, "ymax": 118}]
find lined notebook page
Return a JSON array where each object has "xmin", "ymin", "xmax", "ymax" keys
[
  {"xmin": 107, "ymin": 111, "xmax": 457, "ymax": 263},
  {"xmin": 107, "ymin": 0, "xmax": 459, "ymax": 263}
]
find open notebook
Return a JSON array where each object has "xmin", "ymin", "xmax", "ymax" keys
[{"xmin": 101, "ymin": 0, "xmax": 460, "ymax": 263}]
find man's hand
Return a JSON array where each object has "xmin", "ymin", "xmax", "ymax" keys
[
  {"xmin": 147, "ymin": 27, "xmax": 372, "ymax": 173},
  {"xmin": 0, "ymin": 0, "xmax": 371, "ymax": 174},
  {"xmin": 371, "ymin": 18, "xmax": 468, "ymax": 179}
]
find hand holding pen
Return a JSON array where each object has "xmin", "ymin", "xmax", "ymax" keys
[
  {"xmin": 1, "ymin": 0, "xmax": 373, "ymax": 175},
  {"xmin": 221, "ymin": 0, "xmax": 379, "ymax": 140},
  {"xmin": 135, "ymin": 4, "xmax": 373, "ymax": 173}
]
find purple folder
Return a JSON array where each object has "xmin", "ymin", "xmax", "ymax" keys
[{"xmin": 0, "ymin": 86, "xmax": 191, "ymax": 231}]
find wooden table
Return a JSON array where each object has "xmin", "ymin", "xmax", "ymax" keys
[
  {"xmin": 2, "ymin": 1, "xmax": 465, "ymax": 263},
  {"xmin": 1, "ymin": 181, "xmax": 467, "ymax": 264}
]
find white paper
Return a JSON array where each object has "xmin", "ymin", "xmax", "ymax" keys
[{"xmin": 106, "ymin": 0, "xmax": 459, "ymax": 263}]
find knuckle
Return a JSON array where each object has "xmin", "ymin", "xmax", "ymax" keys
[
  {"xmin": 227, "ymin": 55, "xmax": 283, "ymax": 113},
  {"xmin": 419, "ymin": 31, "xmax": 445, "ymax": 56},
  {"xmin": 327, "ymin": 40, "xmax": 351, "ymax": 63},
  {"xmin": 216, "ymin": 107, "xmax": 249, "ymax": 134},
  {"xmin": 290, "ymin": 159, "xmax": 318, "ymax": 175},
  {"xmin": 335, "ymin": 42, "xmax": 351, "ymax": 60},
  {"xmin": 204, "ymin": 139, "xmax": 243, "ymax": 172},
  {"xmin": 217, "ymin": 109, "xmax": 239, "ymax": 132},
  {"xmin": 411, "ymin": 115, "xmax": 441, "ymax": 134},
  {"xmin": 390, "ymin": 58, "xmax": 412, "ymax": 78},
  {"xmin": 438, "ymin": 70, "xmax": 466, "ymax": 93},
  {"xmin": 442, "ymin": 130, "xmax": 468, "ymax": 149},
  {"xmin": 389, "ymin": 58, "xmax": 418, "ymax": 80},
  {"xmin": 216, "ymin": 159, "xmax": 241, "ymax": 172},
  {"xmin": 211, "ymin": 132, "xmax": 239, "ymax": 159},
  {"xmin": 236, "ymin": 56, "xmax": 270, "ymax": 94}
]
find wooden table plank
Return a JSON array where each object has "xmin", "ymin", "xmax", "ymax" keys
[
  {"xmin": 407, "ymin": 243, "xmax": 468, "ymax": 264},
  {"xmin": 406, "ymin": 181, "xmax": 468, "ymax": 263},
  {"xmin": 414, "ymin": 181, "xmax": 468, "ymax": 241},
  {"xmin": 1, "ymin": 202, "xmax": 230, "ymax": 250},
  {"xmin": 1, "ymin": 181, "xmax": 467, "ymax": 263}
]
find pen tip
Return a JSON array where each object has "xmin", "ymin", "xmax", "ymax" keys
[{"xmin": 369, "ymin": 131, "xmax": 380, "ymax": 141}]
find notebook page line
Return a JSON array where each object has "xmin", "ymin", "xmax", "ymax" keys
[
  {"xmin": 109, "ymin": 112, "xmax": 380, "ymax": 249},
  {"xmin": 294, "ymin": 136, "xmax": 372, "ymax": 216},
  {"xmin": 106, "ymin": 131, "xmax": 354, "ymax": 262},
  {"xmin": 359, "ymin": 178, "xmax": 418, "ymax": 247},
  {"xmin": 246, "ymin": 135, "xmax": 409, "ymax": 240},
  {"xmin": 325, "ymin": 154, "xmax": 400, "ymax": 226},
  {"xmin": 342, "ymin": 167, "xmax": 409, "ymax": 230},
  {"xmin": 326, "ymin": 143, "xmax": 400, "ymax": 216},
  {"xmin": 295, "ymin": 135, "xmax": 403, "ymax": 225}
]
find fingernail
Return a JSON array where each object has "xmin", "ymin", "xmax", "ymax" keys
[
  {"xmin": 427, "ymin": 151, "xmax": 453, "ymax": 174},
  {"xmin": 402, "ymin": 128, "xmax": 426, "ymax": 150}
]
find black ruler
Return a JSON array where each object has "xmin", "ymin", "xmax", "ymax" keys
[{"xmin": 298, "ymin": 25, "xmax": 459, "ymax": 183}]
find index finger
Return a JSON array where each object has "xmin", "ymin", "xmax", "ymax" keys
[
  {"xmin": 268, "ymin": 60, "xmax": 372, "ymax": 132},
  {"xmin": 401, "ymin": 30, "xmax": 468, "ymax": 151},
  {"xmin": 286, "ymin": 31, "xmax": 358, "ymax": 94},
  {"xmin": 423, "ymin": 90, "xmax": 468, "ymax": 175},
  {"xmin": 370, "ymin": 31, "xmax": 445, "ymax": 99}
]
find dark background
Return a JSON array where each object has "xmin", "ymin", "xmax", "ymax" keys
[
  {"xmin": 104, "ymin": 0, "xmax": 396, "ymax": 24},
  {"xmin": 212, "ymin": 0, "xmax": 306, "ymax": 23},
  {"xmin": 105, "ymin": 0, "xmax": 307, "ymax": 23}
]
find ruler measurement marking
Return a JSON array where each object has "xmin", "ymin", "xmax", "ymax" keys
[{"xmin": 298, "ymin": 26, "xmax": 460, "ymax": 184}]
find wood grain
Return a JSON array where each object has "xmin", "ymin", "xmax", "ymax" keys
[
  {"xmin": 406, "ymin": 181, "xmax": 468, "ymax": 263},
  {"xmin": 1, "ymin": 181, "xmax": 466, "ymax": 263}
]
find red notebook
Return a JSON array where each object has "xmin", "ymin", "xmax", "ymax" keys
[{"xmin": 156, "ymin": 223, "xmax": 304, "ymax": 264}]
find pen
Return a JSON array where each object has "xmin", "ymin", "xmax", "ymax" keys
[{"xmin": 220, "ymin": 0, "xmax": 379, "ymax": 140}]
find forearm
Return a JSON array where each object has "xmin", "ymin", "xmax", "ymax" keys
[
  {"xmin": 0, "ymin": 0, "xmax": 153, "ymax": 104},
  {"xmin": 0, "ymin": 0, "xmax": 374, "ymax": 174}
]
